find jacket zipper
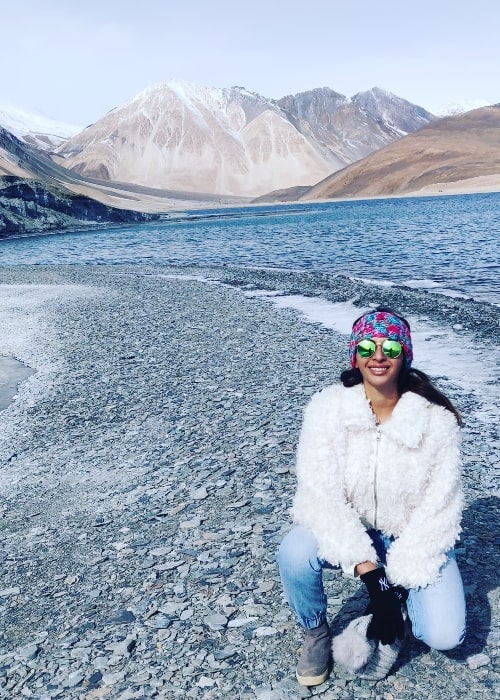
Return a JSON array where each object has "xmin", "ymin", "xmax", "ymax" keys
[{"xmin": 373, "ymin": 426, "xmax": 381, "ymax": 529}]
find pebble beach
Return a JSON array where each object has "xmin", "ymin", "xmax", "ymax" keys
[{"xmin": 0, "ymin": 264, "xmax": 498, "ymax": 700}]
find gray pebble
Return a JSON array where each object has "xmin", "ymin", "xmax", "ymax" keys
[
  {"xmin": 107, "ymin": 610, "xmax": 136, "ymax": 624},
  {"xmin": 466, "ymin": 653, "xmax": 491, "ymax": 669},
  {"xmin": 63, "ymin": 671, "xmax": 85, "ymax": 688},
  {"xmin": 204, "ymin": 614, "xmax": 228, "ymax": 630},
  {"xmin": 16, "ymin": 644, "xmax": 39, "ymax": 661}
]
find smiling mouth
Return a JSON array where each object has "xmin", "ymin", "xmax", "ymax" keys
[{"xmin": 368, "ymin": 367, "xmax": 390, "ymax": 374}]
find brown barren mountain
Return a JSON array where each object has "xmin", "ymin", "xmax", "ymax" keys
[{"xmin": 299, "ymin": 106, "xmax": 500, "ymax": 201}]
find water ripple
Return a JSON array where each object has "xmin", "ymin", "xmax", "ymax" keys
[{"xmin": 1, "ymin": 193, "xmax": 499, "ymax": 304}]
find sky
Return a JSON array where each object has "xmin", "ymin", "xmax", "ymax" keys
[{"xmin": 2, "ymin": 0, "xmax": 499, "ymax": 126}]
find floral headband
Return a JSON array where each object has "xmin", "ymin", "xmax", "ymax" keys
[{"xmin": 349, "ymin": 310, "xmax": 413, "ymax": 369}]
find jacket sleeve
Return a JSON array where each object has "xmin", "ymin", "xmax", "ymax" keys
[
  {"xmin": 292, "ymin": 389, "xmax": 377, "ymax": 576},
  {"xmin": 386, "ymin": 409, "xmax": 463, "ymax": 589}
]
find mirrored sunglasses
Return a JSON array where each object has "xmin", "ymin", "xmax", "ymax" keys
[{"xmin": 356, "ymin": 338, "xmax": 403, "ymax": 359}]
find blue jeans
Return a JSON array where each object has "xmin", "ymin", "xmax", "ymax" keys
[{"xmin": 276, "ymin": 525, "xmax": 466, "ymax": 650}]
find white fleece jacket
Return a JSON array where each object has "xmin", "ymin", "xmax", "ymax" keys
[{"xmin": 292, "ymin": 383, "xmax": 463, "ymax": 589}]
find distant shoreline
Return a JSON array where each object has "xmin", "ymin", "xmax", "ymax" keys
[
  {"xmin": 98, "ymin": 176, "xmax": 500, "ymax": 212},
  {"xmin": 252, "ymin": 176, "xmax": 500, "ymax": 208},
  {"xmin": 1, "ymin": 181, "xmax": 499, "ymax": 241}
]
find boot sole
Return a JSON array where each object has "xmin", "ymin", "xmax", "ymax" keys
[{"xmin": 296, "ymin": 667, "xmax": 330, "ymax": 686}]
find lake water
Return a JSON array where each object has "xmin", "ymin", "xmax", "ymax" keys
[
  {"xmin": 1, "ymin": 192, "xmax": 499, "ymax": 305},
  {"xmin": 0, "ymin": 192, "xmax": 499, "ymax": 448}
]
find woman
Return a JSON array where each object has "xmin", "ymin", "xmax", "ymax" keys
[{"xmin": 277, "ymin": 306, "xmax": 466, "ymax": 686}]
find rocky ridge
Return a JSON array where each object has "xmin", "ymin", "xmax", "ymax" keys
[
  {"xmin": 0, "ymin": 126, "xmax": 245, "ymax": 216},
  {"xmin": 276, "ymin": 87, "xmax": 430, "ymax": 169},
  {"xmin": 0, "ymin": 177, "xmax": 160, "ymax": 235}
]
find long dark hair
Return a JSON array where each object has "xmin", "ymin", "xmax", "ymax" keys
[{"xmin": 340, "ymin": 306, "xmax": 462, "ymax": 425}]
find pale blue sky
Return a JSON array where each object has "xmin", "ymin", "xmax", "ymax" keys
[{"xmin": 3, "ymin": 0, "xmax": 498, "ymax": 125}]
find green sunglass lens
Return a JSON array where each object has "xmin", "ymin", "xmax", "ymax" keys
[
  {"xmin": 357, "ymin": 340, "xmax": 376, "ymax": 357},
  {"xmin": 382, "ymin": 340, "xmax": 403, "ymax": 358}
]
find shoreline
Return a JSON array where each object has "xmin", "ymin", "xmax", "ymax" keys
[
  {"xmin": 1, "ymin": 185, "xmax": 500, "ymax": 242},
  {"xmin": 0, "ymin": 357, "xmax": 35, "ymax": 410},
  {"xmin": 0, "ymin": 265, "xmax": 498, "ymax": 699},
  {"xmin": 72, "ymin": 175, "xmax": 500, "ymax": 212}
]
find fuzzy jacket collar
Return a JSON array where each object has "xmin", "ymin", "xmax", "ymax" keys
[{"xmin": 341, "ymin": 384, "xmax": 431, "ymax": 449}]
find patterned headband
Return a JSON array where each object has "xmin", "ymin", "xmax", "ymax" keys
[{"xmin": 349, "ymin": 310, "xmax": 413, "ymax": 369}]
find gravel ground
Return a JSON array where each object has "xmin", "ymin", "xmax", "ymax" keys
[{"xmin": 0, "ymin": 264, "xmax": 498, "ymax": 700}]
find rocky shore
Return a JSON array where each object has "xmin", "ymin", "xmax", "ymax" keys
[
  {"xmin": 0, "ymin": 177, "xmax": 161, "ymax": 236},
  {"xmin": 0, "ymin": 265, "xmax": 498, "ymax": 699}
]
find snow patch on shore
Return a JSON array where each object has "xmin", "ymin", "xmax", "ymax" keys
[
  {"xmin": 0, "ymin": 283, "xmax": 102, "ymax": 408},
  {"xmin": 245, "ymin": 290, "xmax": 500, "ymax": 425},
  {"xmin": 0, "ymin": 284, "xmax": 98, "ymax": 355}
]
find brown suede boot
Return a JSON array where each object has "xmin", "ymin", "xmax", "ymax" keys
[{"xmin": 296, "ymin": 620, "xmax": 331, "ymax": 686}]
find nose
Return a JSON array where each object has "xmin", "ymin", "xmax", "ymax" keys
[{"xmin": 373, "ymin": 344, "xmax": 386, "ymax": 361}]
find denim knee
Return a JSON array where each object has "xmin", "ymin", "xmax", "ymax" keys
[
  {"xmin": 406, "ymin": 552, "xmax": 466, "ymax": 652},
  {"xmin": 276, "ymin": 526, "xmax": 322, "ymax": 575},
  {"xmin": 413, "ymin": 623, "xmax": 465, "ymax": 651},
  {"xmin": 276, "ymin": 526, "xmax": 327, "ymax": 629}
]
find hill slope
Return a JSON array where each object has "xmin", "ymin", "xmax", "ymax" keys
[
  {"xmin": 300, "ymin": 106, "xmax": 500, "ymax": 201},
  {"xmin": 0, "ymin": 126, "xmax": 241, "ymax": 212},
  {"xmin": 0, "ymin": 176, "xmax": 159, "ymax": 236}
]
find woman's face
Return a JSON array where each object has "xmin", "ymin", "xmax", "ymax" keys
[{"xmin": 355, "ymin": 337, "xmax": 404, "ymax": 393}]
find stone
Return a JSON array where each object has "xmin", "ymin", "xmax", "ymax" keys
[
  {"xmin": 228, "ymin": 617, "xmax": 258, "ymax": 628},
  {"xmin": 203, "ymin": 614, "xmax": 228, "ymax": 631},
  {"xmin": 16, "ymin": 644, "xmax": 39, "ymax": 661},
  {"xmin": 0, "ymin": 587, "xmax": 20, "ymax": 597},
  {"xmin": 466, "ymin": 653, "xmax": 491, "ymax": 669},
  {"xmin": 64, "ymin": 671, "xmax": 85, "ymax": 688},
  {"xmin": 145, "ymin": 614, "xmax": 172, "ymax": 629},
  {"xmin": 191, "ymin": 487, "xmax": 209, "ymax": 500},
  {"xmin": 102, "ymin": 670, "xmax": 126, "ymax": 685},
  {"xmin": 213, "ymin": 645, "xmax": 238, "ymax": 661},
  {"xmin": 107, "ymin": 610, "xmax": 136, "ymax": 624},
  {"xmin": 254, "ymin": 626, "xmax": 279, "ymax": 637},
  {"xmin": 149, "ymin": 547, "xmax": 171, "ymax": 557},
  {"xmin": 87, "ymin": 671, "xmax": 103, "ymax": 688}
]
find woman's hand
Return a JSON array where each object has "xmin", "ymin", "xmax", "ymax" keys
[
  {"xmin": 355, "ymin": 561, "xmax": 378, "ymax": 576},
  {"xmin": 360, "ymin": 567, "xmax": 407, "ymax": 645}
]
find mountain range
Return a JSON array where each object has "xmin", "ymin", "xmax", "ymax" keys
[
  {"xmin": 0, "ymin": 80, "xmax": 499, "ymax": 232},
  {"xmin": 51, "ymin": 81, "xmax": 433, "ymax": 198},
  {"xmin": 299, "ymin": 105, "xmax": 500, "ymax": 201}
]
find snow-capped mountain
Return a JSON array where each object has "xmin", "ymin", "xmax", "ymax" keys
[
  {"xmin": 434, "ymin": 99, "xmax": 492, "ymax": 117},
  {"xmin": 54, "ymin": 80, "xmax": 330, "ymax": 197},
  {"xmin": 277, "ymin": 86, "xmax": 434, "ymax": 168},
  {"xmin": 351, "ymin": 87, "xmax": 432, "ymax": 134},
  {"xmin": 53, "ymin": 80, "xmax": 435, "ymax": 197},
  {"xmin": 0, "ymin": 102, "xmax": 82, "ymax": 151}
]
